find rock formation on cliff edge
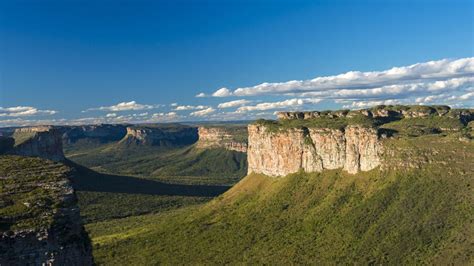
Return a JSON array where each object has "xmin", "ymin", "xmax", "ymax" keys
[
  {"xmin": 10, "ymin": 126, "xmax": 65, "ymax": 161},
  {"xmin": 249, "ymin": 105, "xmax": 473, "ymax": 177},
  {"xmin": 196, "ymin": 126, "xmax": 248, "ymax": 152},
  {"xmin": 247, "ymin": 124, "xmax": 381, "ymax": 176},
  {"xmin": 119, "ymin": 125, "xmax": 198, "ymax": 146}
]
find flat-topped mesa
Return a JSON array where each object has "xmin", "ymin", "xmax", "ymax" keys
[
  {"xmin": 196, "ymin": 126, "xmax": 248, "ymax": 152},
  {"xmin": 247, "ymin": 124, "xmax": 381, "ymax": 176},
  {"xmin": 11, "ymin": 126, "xmax": 65, "ymax": 161},
  {"xmin": 120, "ymin": 124, "xmax": 198, "ymax": 146},
  {"xmin": 61, "ymin": 124, "xmax": 127, "ymax": 144},
  {"xmin": 276, "ymin": 105, "xmax": 474, "ymax": 122}
]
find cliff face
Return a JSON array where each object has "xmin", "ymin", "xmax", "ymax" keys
[
  {"xmin": 247, "ymin": 124, "xmax": 382, "ymax": 176},
  {"xmin": 61, "ymin": 124, "xmax": 127, "ymax": 144},
  {"xmin": 0, "ymin": 156, "xmax": 93, "ymax": 265},
  {"xmin": 196, "ymin": 127, "xmax": 248, "ymax": 152},
  {"xmin": 12, "ymin": 127, "xmax": 65, "ymax": 161},
  {"xmin": 120, "ymin": 125, "xmax": 198, "ymax": 146}
]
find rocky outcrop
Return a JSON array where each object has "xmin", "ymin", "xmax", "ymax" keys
[
  {"xmin": 120, "ymin": 125, "xmax": 198, "ymax": 146},
  {"xmin": 196, "ymin": 127, "xmax": 248, "ymax": 152},
  {"xmin": 61, "ymin": 124, "xmax": 127, "ymax": 144},
  {"xmin": 247, "ymin": 124, "xmax": 382, "ymax": 176},
  {"xmin": 11, "ymin": 127, "xmax": 65, "ymax": 161},
  {"xmin": 0, "ymin": 156, "xmax": 93, "ymax": 265},
  {"xmin": 276, "ymin": 105, "xmax": 474, "ymax": 123}
]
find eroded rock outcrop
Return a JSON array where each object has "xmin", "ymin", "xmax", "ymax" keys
[
  {"xmin": 247, "ymin": 124, "xmax": 382, "ymax": 176},
  {"xmin": 0, "ymin": 156, "xmax": 93, "ymax": 265},
  {"xmin": 11, "ymin": 127, "xmax": 65, "ymax": 161},
  {"xmin": 196, "ymin": 127, "xmax": 248, "ymax": 152},
  {"xmin": 276, "ymin": 105, "xmax": 474, "ymax": 123},
  {"xmin": 120, "ymin": 125, "xmax": 198, "ymax": 146}
]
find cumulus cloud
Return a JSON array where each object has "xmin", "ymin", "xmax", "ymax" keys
[
  {"xmin": 342, "ymin": 99, "xmax": 402, "ymax": 109},
  {"xmin": 217, "ymin": 99, "xmax": 252, "ymax": 109},
  {"xmin": 230, "ymin": 57, "xmax": 473, "ymax": 96},
  {"xmin": 195, "ymin": 92, "xmax": 206, "ymax": 98},
  {"xmin": 0, "ymin": 106, "xmax": 57, "ymax": 117},
  {"xmin": 85, "ymin": 101, "xmax": 160, "ymax": 112},
  {"xmin": 190, "ymin": 107, "xmax": 216, "ymax": 117},
  {"xmin": 174, "ymin": 105, "xmax": 209, "ymax": 111},
  {"xmin": 212, "ymin": 87, "xmax": 233, "ymax": 97},
  {"xmin": 237, "ymin": 98, "xmax": 322, "ymax": 113}
]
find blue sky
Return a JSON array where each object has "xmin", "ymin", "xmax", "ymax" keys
[{"xmin": 0, "ymin": 0, "xmax": 473, "ymax": 126}]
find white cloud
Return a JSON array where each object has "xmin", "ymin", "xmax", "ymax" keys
[
  {"xmin": 106, "ymin": 113, "xmax": 117, "ymax": 118},
  {"xmin": 85, "ymin": 101, "xmax": 160, "ymax": 112},
  {"xmin": 174, "ymin": 105, "xmax": 209, "ymax": 111},
  {"xmin": 217, "ymin": 99, "xmax": 252, "ymax": 109},
  {"xmin": 237, "ymin": 98, "xmax": 322, "ymax": 113},
  {"xmin": 459, "ymin": 92, "xmax": 474, "ymax": 100},
  {"xmin": 230, "ymin": 57, "xmax": 473, "ymax": 96},
  {"xmin": 190, "ymin": 107, "xmax": 216, "ymax": 117},
  {"xmin": 170, "ymin": 103, "xmax": 178, "ymax": 107},
  {"xmin": 196, "ymin": 92, "xmax": 206, "ymax": 98},
  {"xmin": 0, "ymin": 106, "xmax": 57, "ymax": 117},
  {"xmin": 212, "ymin": 87, "xmax": 233, "ymax": 97},
  {"xmin": 342, "ymin": 100, "xmax": 402, "ymax": 109}
]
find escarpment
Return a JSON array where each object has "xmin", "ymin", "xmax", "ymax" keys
[
  {"xmin": 120, "ymin": 124, "xmax": 198, "ymax": 146},
  {"xmin": 0, "ymin": 156, "xmax": 93, "ymax": 265},
  {"xmin": 196, "ymin": 126, "xmax": 248, "ymax": 152},
  {"xmin": 11, "ymin": 126, "xmax": 65, "ymax": 161},
  {"xmin": 250, "ymin": 105, "xmax": 473, "ymax": 177},
  {"xmin": 61, "ymin": 124, "xmax": 127, "ymax": 144},
  {"xmin": 247, "ymin": 124, "xmax": 382, "ymax": 176}
]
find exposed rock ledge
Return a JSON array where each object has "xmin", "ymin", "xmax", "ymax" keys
[
  {"xmin": 119, "ymin": 125, "xmax": 198, "ymax": 146},
  {"xmin": 11, "ymin": 126, "xmax": 65, "ymax": 161},
  {"xmin": 247, "ymin": 124, "xmax": 382, "ymax": 176},
  {"xmin": 196, "ymin": 127, "xmax": 248, "ymax": 152}
]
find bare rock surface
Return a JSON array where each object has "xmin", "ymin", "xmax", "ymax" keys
[
  {"xmin": 196, "ymin": 126, "xmax": 248, "ymax": 152},
  {"xmin": 247, "ymin": 124, "xmax": 382, "ymax": 176}
]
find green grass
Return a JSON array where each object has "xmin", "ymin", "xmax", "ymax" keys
[
  {"xmin": 0, "ymin": 155, "xmax": 71, "ymax": 231},
  {"xmin": 66, "ymin": 143, "xmax": 247, "ymax": 185},
  {"xmin": 85, "ymin": 136, "xmax": 473, "ymax": 265}
]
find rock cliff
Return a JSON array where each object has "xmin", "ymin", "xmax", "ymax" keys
[
  {"xmin": 11, "ymin": 126, "xmax": 65, "ymax": 161},
  {"xmin": 120, "ymin": 124, "xmax": 198, "ymax": 146},
  {"xmin": 0, "ymin": 156, "xmax": 93, "ymax": 265},
  {"xmin": 196, "ymin": 126, "xmax": 248, "ymax": 152},
  {"xmin": 61, "ymin": 124, "xmax": 127, "ymax": 144},
  {"xmin": 247, "ymin": 124, "xmax": 381, "ymax": 176}
]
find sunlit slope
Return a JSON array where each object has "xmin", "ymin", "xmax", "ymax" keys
[{"xmin": 87, "ymin": 136, "xmax": 473, "ymax": 265}]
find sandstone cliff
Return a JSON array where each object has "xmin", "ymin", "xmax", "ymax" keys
[
  {"xmin": 11, "ymin": 126, "xmax": 65, "ymax": 161},
  {"xmin": 120, "ymin": 125, "xmax": 198, "ymax": 146},
  {"xmin": 0, "ymin": 156, "xmax": 93, "ymax": 265},
  {"xmin": 196, "ymin": 126, "xmax": 248, "ymax": 152},
  {"xmin": 247, "ymin": 124, "xmax": 381, "ymax": 176}
]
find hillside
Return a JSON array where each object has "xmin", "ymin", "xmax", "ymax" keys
[
  {"xmin": 86, "ymin": 134, "xmax": 473, "ymax": 264},
  {"xmin": 67, "ymin": 140, "xmax": 247, "ymax": 185}
]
